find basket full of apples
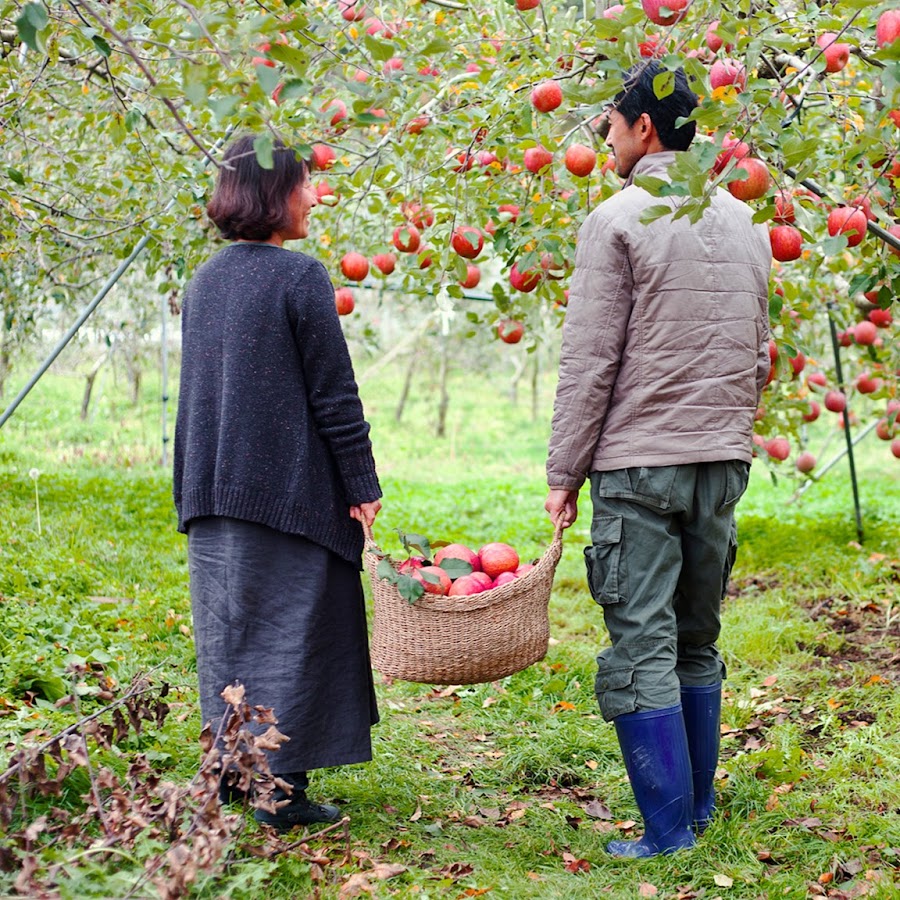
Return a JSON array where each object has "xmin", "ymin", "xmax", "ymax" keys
[{"xmin": 362, "ymin": 524, "xmax": 564, "ymax": 685}]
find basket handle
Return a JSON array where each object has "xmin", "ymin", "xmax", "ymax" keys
[{"xmin": 361, "ymin": 519, "xmax": 378, "ymax": 551}]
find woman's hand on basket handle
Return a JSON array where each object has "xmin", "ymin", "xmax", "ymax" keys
[
  {"xmin": 545, "ymin": 489, "xmax": 578, "ymax": 529},
  {"xmin": 350, "ymin": 500, "xmax": 382, "ymax": 528}
]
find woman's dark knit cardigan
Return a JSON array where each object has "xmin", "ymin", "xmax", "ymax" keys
[{"xmin": 173, "ymin": 242, "xmax": 381, "ymax": 566}]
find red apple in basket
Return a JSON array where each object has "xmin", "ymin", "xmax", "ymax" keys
[
  {"xmin": 413, "ymin": 565, "xmax": 452, "ymax": 595},
  {"xmin": 448, "ymin": 573, "xmax": 491, "ymax": 596},
  {"xmin": 435, "ymin": 543, "xmax": 481, "ymax": 572},
  {"xmin": 493, "ymin": 571, "xmax": 518, "ymax": 588},
  {"xmin": 479, "ymin": 542, "xmax": 520, "ymax": 579}
]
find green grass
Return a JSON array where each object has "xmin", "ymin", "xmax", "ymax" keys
[{"xmin": 1, "ymin": 348, "xmax": 899, "ymax": 898}]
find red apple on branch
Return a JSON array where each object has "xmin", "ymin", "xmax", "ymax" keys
[
  {"xmin": 876, "ymin": 10, "xmax": 900, "ymax": 48},
  {"xmin": 816, "ymin": 33, "xmax": 850, "ymax": 73},
  {"xmin": 451, "ymin": 226, "xmax": 484, "ymax": 259},
  {"xmin": 802, "ymin": 400, "xmax": 821, "ymax": 423},
  {"xmin": 497, "ymin": 319, "xmax": 525, "ymax": 343},
  {"xmin": 765, "ymin": 437, "xmax": 790, "ymax": 461},
  {"xmin": 516, "ymin": 0, "xmax": 541, "ymax": 9},
  {"xmin": 565, "ymin": 144, "xmax": 597, "ymax": 177},
  {"xmin": 340, "ymin": 252, "xmax": 369, "ymax": 282},
  {"xmin": 824, "ymin": 390, "xmax": 846, "ymax": 413},
  {"xmin": 854, "ymin": 320, "xmax": 878, "ymax": 345},
  {"xmin": 710, "ymin": 58, "xmax": 746, "ymax": 91},
  {"xmin": 460, "ymin": 264, "xmax": 481, "ymax": 289},
  {"xmin": 334, "ymin": 287, "xmax": 355, "ymax": 316},
  {"xmin": 712, "ymin": 135, "xmax": 750, "ymax": 174},
  {"xmin": 726, "ymin": 158, "xmax": 771, "ymax": 201},
  {"xmin": 796, "ymin": 451, "xmax": 816, "ymax": 474},
  {"xmin": 392, "ymin": 224, "xmax": 421, "ymax": 253},
  {"xmin": 770, "ymin": 225, "xmax": 803, "ymax": 261},
  {"xmin": 826, "ymin": 206, "xmax": 867, "ymax": 247},
  {"xmin": 372, "ymin": 252, "xmax": 396, "ymax": 275},
  {"xmin": 773, "ymin": 189, "xmax": 795, "ymax": 224},
  {"xmin": 311, "ymin": 144, "xmax": 336, "ymax": 171},
  {"xmin": 641, "ymin": 0, "xmax": 690, "ymax": 27},
  {"xmin": 509, "ymin": 263, "xmax": 541, "ymax": 292},
  {"xmin": 524, "ymin": 145, "xmax": 553, "ymax": 174},
  {"xmin": 321, "ymin": 99, "xmax": 347, "ymax": 127},
  {"xmin": 531, "ymin": 80, "xmax": 563, "ymax": 113}
]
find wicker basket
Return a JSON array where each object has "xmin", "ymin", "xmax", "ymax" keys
[{"xmin": 363, "ymin": 523, "xmax": 564, "ymax": 685}]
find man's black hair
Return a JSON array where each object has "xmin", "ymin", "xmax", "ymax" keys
[{"xmin": 614, "ymin": 61, "xmax": 698, "ymax": 151}]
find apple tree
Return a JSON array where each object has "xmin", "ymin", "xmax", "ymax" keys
[{"xmin": 1, "ymin": 0, "xmax": 898, "ymax": 470}]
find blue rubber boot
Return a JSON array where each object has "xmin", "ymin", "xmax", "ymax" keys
[
  {"xmin": 606, "ymin": 705, "xmax": 696, "ymax": 858},
  {"xmin": 681, "ymin": 683, "xmax": 721, "ymax": 834}
]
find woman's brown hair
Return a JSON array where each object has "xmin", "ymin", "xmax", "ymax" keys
[{"xmin": 207, "ymin": 135, "xmax": 310, "ymax": 241}]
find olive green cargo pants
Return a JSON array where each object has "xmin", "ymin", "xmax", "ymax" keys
[{"xmin": 586, "ymin": 461, "xmax": 750, "ymax": 721}]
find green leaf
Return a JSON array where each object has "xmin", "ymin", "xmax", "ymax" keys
[
  {"xmin": 7, "ymin": 168, "xmax": 25, "ymax": 186},
  {"xmin": 639, "ymin": 204, "xmax": 673, "ymax": 225},
  {"xmin": 208, "ymin": 95, "xmax": 240, "ymax": 122},
  {"xmin": 253, "ymin": 133, "xmax": 275, "ymax": 170},
  {"xmin": 124, "ymin": 108, "xmax": 142, "ymax": 131},
  {"xmin": 397, "ymin": 575, "xmax": 425, "ymax": 604},
  {"xmin": 377, "ymin": 557, "xmax": 399, "ymax": 583},
  {"xmin": 255, "ymin": 63, "xmax": 281, "ymax": 96},
  {"xmin": 420, "ymin": 36, "xmax": 453, "ymax": 55},
  {"xmin": 15, "ymin": 3, "xmax": 46, "ymax": 53},
  {"xmin": 396, "ymin": 530, "xmax": 431, "ymax": 560},
  {"xmin": 633, "ymin": 175, "xmax": 669, "ymax": 196},
  {"xmin": 440, "ymin": 558, "xmax": 473, "ymax": 580},
  {"xmin": 267, "ymin": 42, "xmax": 310, "ymax": 74},
  {"xmin": 91, "ymin": 34, "xmax": 112, "ymax": 57},
  {"xmin": 653, "ymin": 71, "xmax": 675, "ymax": 100},
  {"xmin": 364, "ymin": 33, "xmax": 394, "ymax": 62}
]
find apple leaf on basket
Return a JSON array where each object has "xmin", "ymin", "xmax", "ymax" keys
[
  {"xmin": 396, "ymin": 529, "xmax": 431, "ymax": 560},
  {"xmin": 376, "ymin": 558, "xmax": 425, "ymax": 604},
  {"xmin": 438, "ymin": 558, "xmax": 473, "ymax": 580}
]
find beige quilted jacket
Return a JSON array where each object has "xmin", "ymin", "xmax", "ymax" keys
[{"xmin": 547, "ymin": 151, "xmax": 772, "ymax": 491}]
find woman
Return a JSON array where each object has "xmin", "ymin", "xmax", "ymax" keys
[{"xmin": 173, "ymin": 133, "xmax": 382, "ymax": 831}]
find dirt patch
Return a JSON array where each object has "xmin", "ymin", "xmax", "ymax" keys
[{"xmin": 800, "ymin": 594, "xmax": 900, "ymax": 677}]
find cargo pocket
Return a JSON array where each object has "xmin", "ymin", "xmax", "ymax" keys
[
  {"xmin": 720, "ymin": 520, "xmax": 738, "ymax": 599},
  {"xmin": 716, "ymin": 460, "xmax": 751, "ymax": 513},
  {"xmin": 594, "ymin": 654, "xmax": 637, "ymax": 721},
  {"xmin": 593, "ymin": 466, "xmax": 677, "ymax": 512},
  {"xmin": 584, "ymin": 515, "xmax": 624, "ymax": 605}
]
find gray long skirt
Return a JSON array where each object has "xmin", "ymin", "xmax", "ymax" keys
[{"xmin": 188, "ymin": 516, "xmax": 379, "ymax": 773}]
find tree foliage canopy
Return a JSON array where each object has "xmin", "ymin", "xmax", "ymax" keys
[{"xmin": 2, "ymin": 0, "xmax": 899, "ymax": 466}]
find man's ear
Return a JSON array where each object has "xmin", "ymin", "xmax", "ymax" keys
[{"xmin": 638, "ymin": 112, "xmax": 654, "ymax": 141}]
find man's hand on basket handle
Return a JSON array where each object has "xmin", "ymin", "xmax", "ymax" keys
[
  {"xmin": 350, "ymin": 500, "xmax": 382, "ymax": 528},
  {"xmin": 545, "ymin": 489, "xmax": 578, "ymax": 529}
]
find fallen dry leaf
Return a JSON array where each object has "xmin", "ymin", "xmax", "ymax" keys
[
  {"xmin": 339, "ymin": 872, "xmax": 373, "ymax": 898},
  {"xmin": 563, "ymin": 856, "xmax": 591, "ymax": 874},
  {"xmin": 409, "ymin": 804, "xmax": 422, "ymax": 822},
  {"xmin": 638, "ymin": 882, "xmax": 658, "ymax": 897},
  {"xmin": 713, "ymin": 873, "xmax": 734, "ymax": 887},
  {"xmin": 584, "ymin": 799, "xmax": 613, "ymax": 819}
]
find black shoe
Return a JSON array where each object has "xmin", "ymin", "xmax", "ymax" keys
[
  {"xmin": 219, "ymin": 777, "xmax": 249, "ymax": 806},
  {"xmin": 254, "ymin": 791, "xmax": 341, "ymax": 832}
]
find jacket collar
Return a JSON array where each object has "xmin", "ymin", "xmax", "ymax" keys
[{"xmin": 623, "ymin": 150, "xmax": 679, "ymax": 188}]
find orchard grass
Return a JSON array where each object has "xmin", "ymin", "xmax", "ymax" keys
[{"xmin": 1, "ymin": 350, "xmax": 899, "ymax": 898}]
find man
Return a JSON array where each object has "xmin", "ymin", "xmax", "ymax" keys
[{"xmin": 545, "ymin": 61, "xmax": 772, "ymax": 858}]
